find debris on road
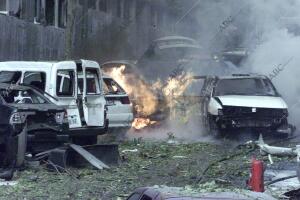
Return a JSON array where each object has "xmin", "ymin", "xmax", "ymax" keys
[
  {"xmin": 69, "ymin": 144, "xmax": 110, "ymax": 170},
  {"xmin": 121, "ymin": 149, "xmax": 139, "ymax": 153},
  {"xmin": 256, "ymin": 134, "xmax": 297, "ymax": 156},
  {"xmin": 0, "ymin": 180, "xmax": 18, "ymax": 186},
  {"xmin": 38, "ymin": 144, "xmax": 119, "ymax": 171},
  {"xmin": 127, "ymin": 185, "xmax": 277, "ymax": 200},
  {"xmin": 265, "ymin": 165, "xmax": 300, "ymax": 198}
]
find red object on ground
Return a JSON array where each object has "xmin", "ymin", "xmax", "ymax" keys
[{"xmin": 248, "ymin": 158, "xmax": 264, "ymax": 192}]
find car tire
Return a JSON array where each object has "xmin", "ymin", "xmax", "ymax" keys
[
  {"xmin": 16, "ymin": 124, "xmax": 27, "ymax": 167},
  {"xmin": 208, "ymin": 116, "xmax": 220, "ymax": 138}
]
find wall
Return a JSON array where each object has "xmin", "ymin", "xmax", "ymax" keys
[
  {"xmin": 0, "ymin": 14, "xmax": 65, "ymax": 61},
  {"xmin": 66, "ymin": 0, "xmax": 196, "ymax": 63},
  {"xmin": 0, "ymin": 0, "xmax": 198, "ymax": 62}
]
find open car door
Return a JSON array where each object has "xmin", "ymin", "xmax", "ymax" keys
[
  {"xmin": 55, "ymin": 68, "xmax": 82, "ymax": 128},
  {"xmin": 80, "ymin": 61, "xmax": 105, "ymax": 127}
]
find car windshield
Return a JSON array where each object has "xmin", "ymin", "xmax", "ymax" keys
[
  {"xmin": 103, "ymin": 78, "xmax": 125, "ymax": 94},
  {"xmin": 213, "ymin": 78, "xmax": 277, "ymax": 96},
  {"xmin": 0, "ymin": 87, "xmax": 49, "ymax": 104},
  {"xmin": 0, "ymin": 71, "xmax": 21, "ymax": 83}
]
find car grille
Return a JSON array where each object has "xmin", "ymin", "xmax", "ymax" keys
[{"xmin": 222, "ymin": 106, "xmax": 286, "ymax": 117}]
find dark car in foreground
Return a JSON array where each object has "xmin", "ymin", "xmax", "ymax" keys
[
  {"xmin": 126, "ymin": 186, "xmax": 276, "ymax": 200},
  {"xmin": 0, "ymin": 83, "xmax": 68, "ymax": 170}
]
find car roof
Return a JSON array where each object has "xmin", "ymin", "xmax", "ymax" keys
[
  {"xmin": 0, "ymin": 59, "xmax": 99, "ymax": 70},
  {"xmin": 0, "ymin": 61, "xmax": 55, "ymax": 69},
  {"xmin": 218, "ymin": 74, "xmax": 267, "ymax": 79},
  {"xmin": 101, "ymin": 60, "xmax": 137, "ymax": 67},
  {"xmin": 154, "ymin": 36, "xmax": 198, "ymax": 43},
  {"xmin": 152, "ymin": 36, "xmax": 202, "ymax": 50}
]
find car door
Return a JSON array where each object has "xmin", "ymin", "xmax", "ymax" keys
[
  {"xmin": 56, "ymin": 70, "xmax": 82, "ymax": 128},
  {"xmin": 103, "ymin": 77, "xmax": 133, "ymax": 127},
  {"xmin": 80, "ymin": 61, "xmax": 105, "ymax": 127}
]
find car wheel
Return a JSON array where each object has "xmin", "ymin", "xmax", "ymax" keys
[
  {"xmin": 16, "ymin": 124, "xmax": 27, "ymax": 167},
  {"xmin": 208, "ymin": 116, "xmax": 220, "ymax": 138}
]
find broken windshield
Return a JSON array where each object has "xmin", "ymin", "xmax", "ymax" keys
[
  {"xmin": 0, "ymin": 87, "xmax": 49, "ymax": 104},
  {"xmin": 213, "ymin": 78, "xmax": 278, "ymax": 96}
]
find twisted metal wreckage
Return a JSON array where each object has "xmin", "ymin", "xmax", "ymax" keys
[{"xmin": 0, "ymin": 83, "xmax": 118, "ymax": 180}]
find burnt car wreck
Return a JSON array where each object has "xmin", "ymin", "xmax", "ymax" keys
[
  {"xmin": 0, "ymin": 83, "xmax": 67, "ymax": 179},
  {"xmin": 197, "ymin": 74, "xmax": 295, "ymax": 136}
]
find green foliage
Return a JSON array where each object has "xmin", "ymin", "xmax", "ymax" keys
[{"xmin": 0, "ymin": 141, "xmax": 259, "ymax": 199}]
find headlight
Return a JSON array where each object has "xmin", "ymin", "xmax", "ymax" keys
[{"xmin": 218, "ymin": 109, "xmax": 223, "ymax": 116}]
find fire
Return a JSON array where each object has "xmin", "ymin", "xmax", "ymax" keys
[
  {"xmin": 132, "ymin": 118, "xmax": 157, "ymax": 130},
  {"xmin": 163, "ymin": 72, "xmax": 193, "ymax": 97},
  {"xmin": 162, "ymin": 72, "xmax": 194, "ymax": 120},
  {"xmin": 106, "ymin": 65, "xmax": 158, "ymax": 116},
  {"xmin": 104, "ymin": 65, "xmax": 194, "ymax": 130}
]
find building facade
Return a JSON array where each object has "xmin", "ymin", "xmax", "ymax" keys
[
  {"xmin": 0, "ymin": 0, "xmax": 66, "ymax": 61},
  {"xmin": 0, "ymin": 0, "xmax": 196, "ymax": 62}
]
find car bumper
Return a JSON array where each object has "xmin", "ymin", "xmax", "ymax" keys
[
  {"xmin": 68, "ymin": 119, "xmax": 109, "ymax": 136},
  {"xmin": 107, "ymin": 113, "xmax": 133, "ymax": 128},
  {"xmin": 216, "ymin": 116, "xmax": 288, "ymax": 130},
  {"xmin": 28, "ymin": 119, "xmax": 109, "ymax": 142}
]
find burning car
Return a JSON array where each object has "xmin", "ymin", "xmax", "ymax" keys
[
  {"xmin": 99, "ymin": 37, "xmax": 233, "ymax": 130},
  {"xmin": 0, "ymin": 83, "xmax": 67, "ymax": 171},
  {"xmin": 102, "ymin": 75, "xmax": 134, "ymax": 131},
  {"xmin": 101, "ymin": 61, "xmax": 162, "ymax": 130},
  {"xmin": 199, "ymin": 74, "xmax": 293, "ymax": 135},
  {"xmin": 137, "ymin": 35, "xmax": 231, "ymax": 82}
]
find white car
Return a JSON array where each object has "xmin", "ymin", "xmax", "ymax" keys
[
  {"xmin": 0, "ymin": 60, "xmax": 108, "ymax": 144},
  {"xmin": 197, "ymin": 74, "xmax": 293, "ymax": 136},
  {"xmin": 102, "ymin": 75, "xmax": 134, "ymax": 130}
]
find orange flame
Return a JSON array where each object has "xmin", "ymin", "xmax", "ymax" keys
[
  {"xmin": 163, "ymin": 72, "xmax": 194, "ymax": 111},
  {"xmin": 104, "ymin": 65, "xmax": 194, "ymax": 130},
  {"xmin": 106, "ymin": 65, "xmax": 158, "ymax": 117},
  {"xmin": 132, "ymin": 118, "xmax": 157, "ymax": 130}
]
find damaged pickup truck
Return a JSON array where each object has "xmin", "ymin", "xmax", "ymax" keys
[
  {"xmin": 0, "ymin": 83, "xmax": 67, "ymax": 174},
  {"xmin": 198, "ymin": 74, "xmax": 294, "ymax": 136}
]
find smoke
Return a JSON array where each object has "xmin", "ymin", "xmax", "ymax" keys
[
  {"xmin": 117, "ymin": 0, "xmax": 300, "ymax": 142},
  {"xmin": 193, "ymin": 0, "xmax": 300, "ymax": 127},
  {"xmin": 126, "ymin": 117, "xmax": 216, "ymax": 143},
  {"xmin": 240, "ymin": 0, "xmax": 300, "ymax": 126}
]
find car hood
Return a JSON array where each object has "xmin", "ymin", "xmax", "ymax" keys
[
  {"xmin": 9, "ymin": 103, "xmax": 65, "ymax": 112},
  {"xmin": 215, "ymin": 95, "xmax": 288, "ymax": 109}
]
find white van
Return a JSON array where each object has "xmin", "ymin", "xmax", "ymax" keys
[{"xmin": 0, "ymin": 60, "xmax": 108, "ymax": 143}]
